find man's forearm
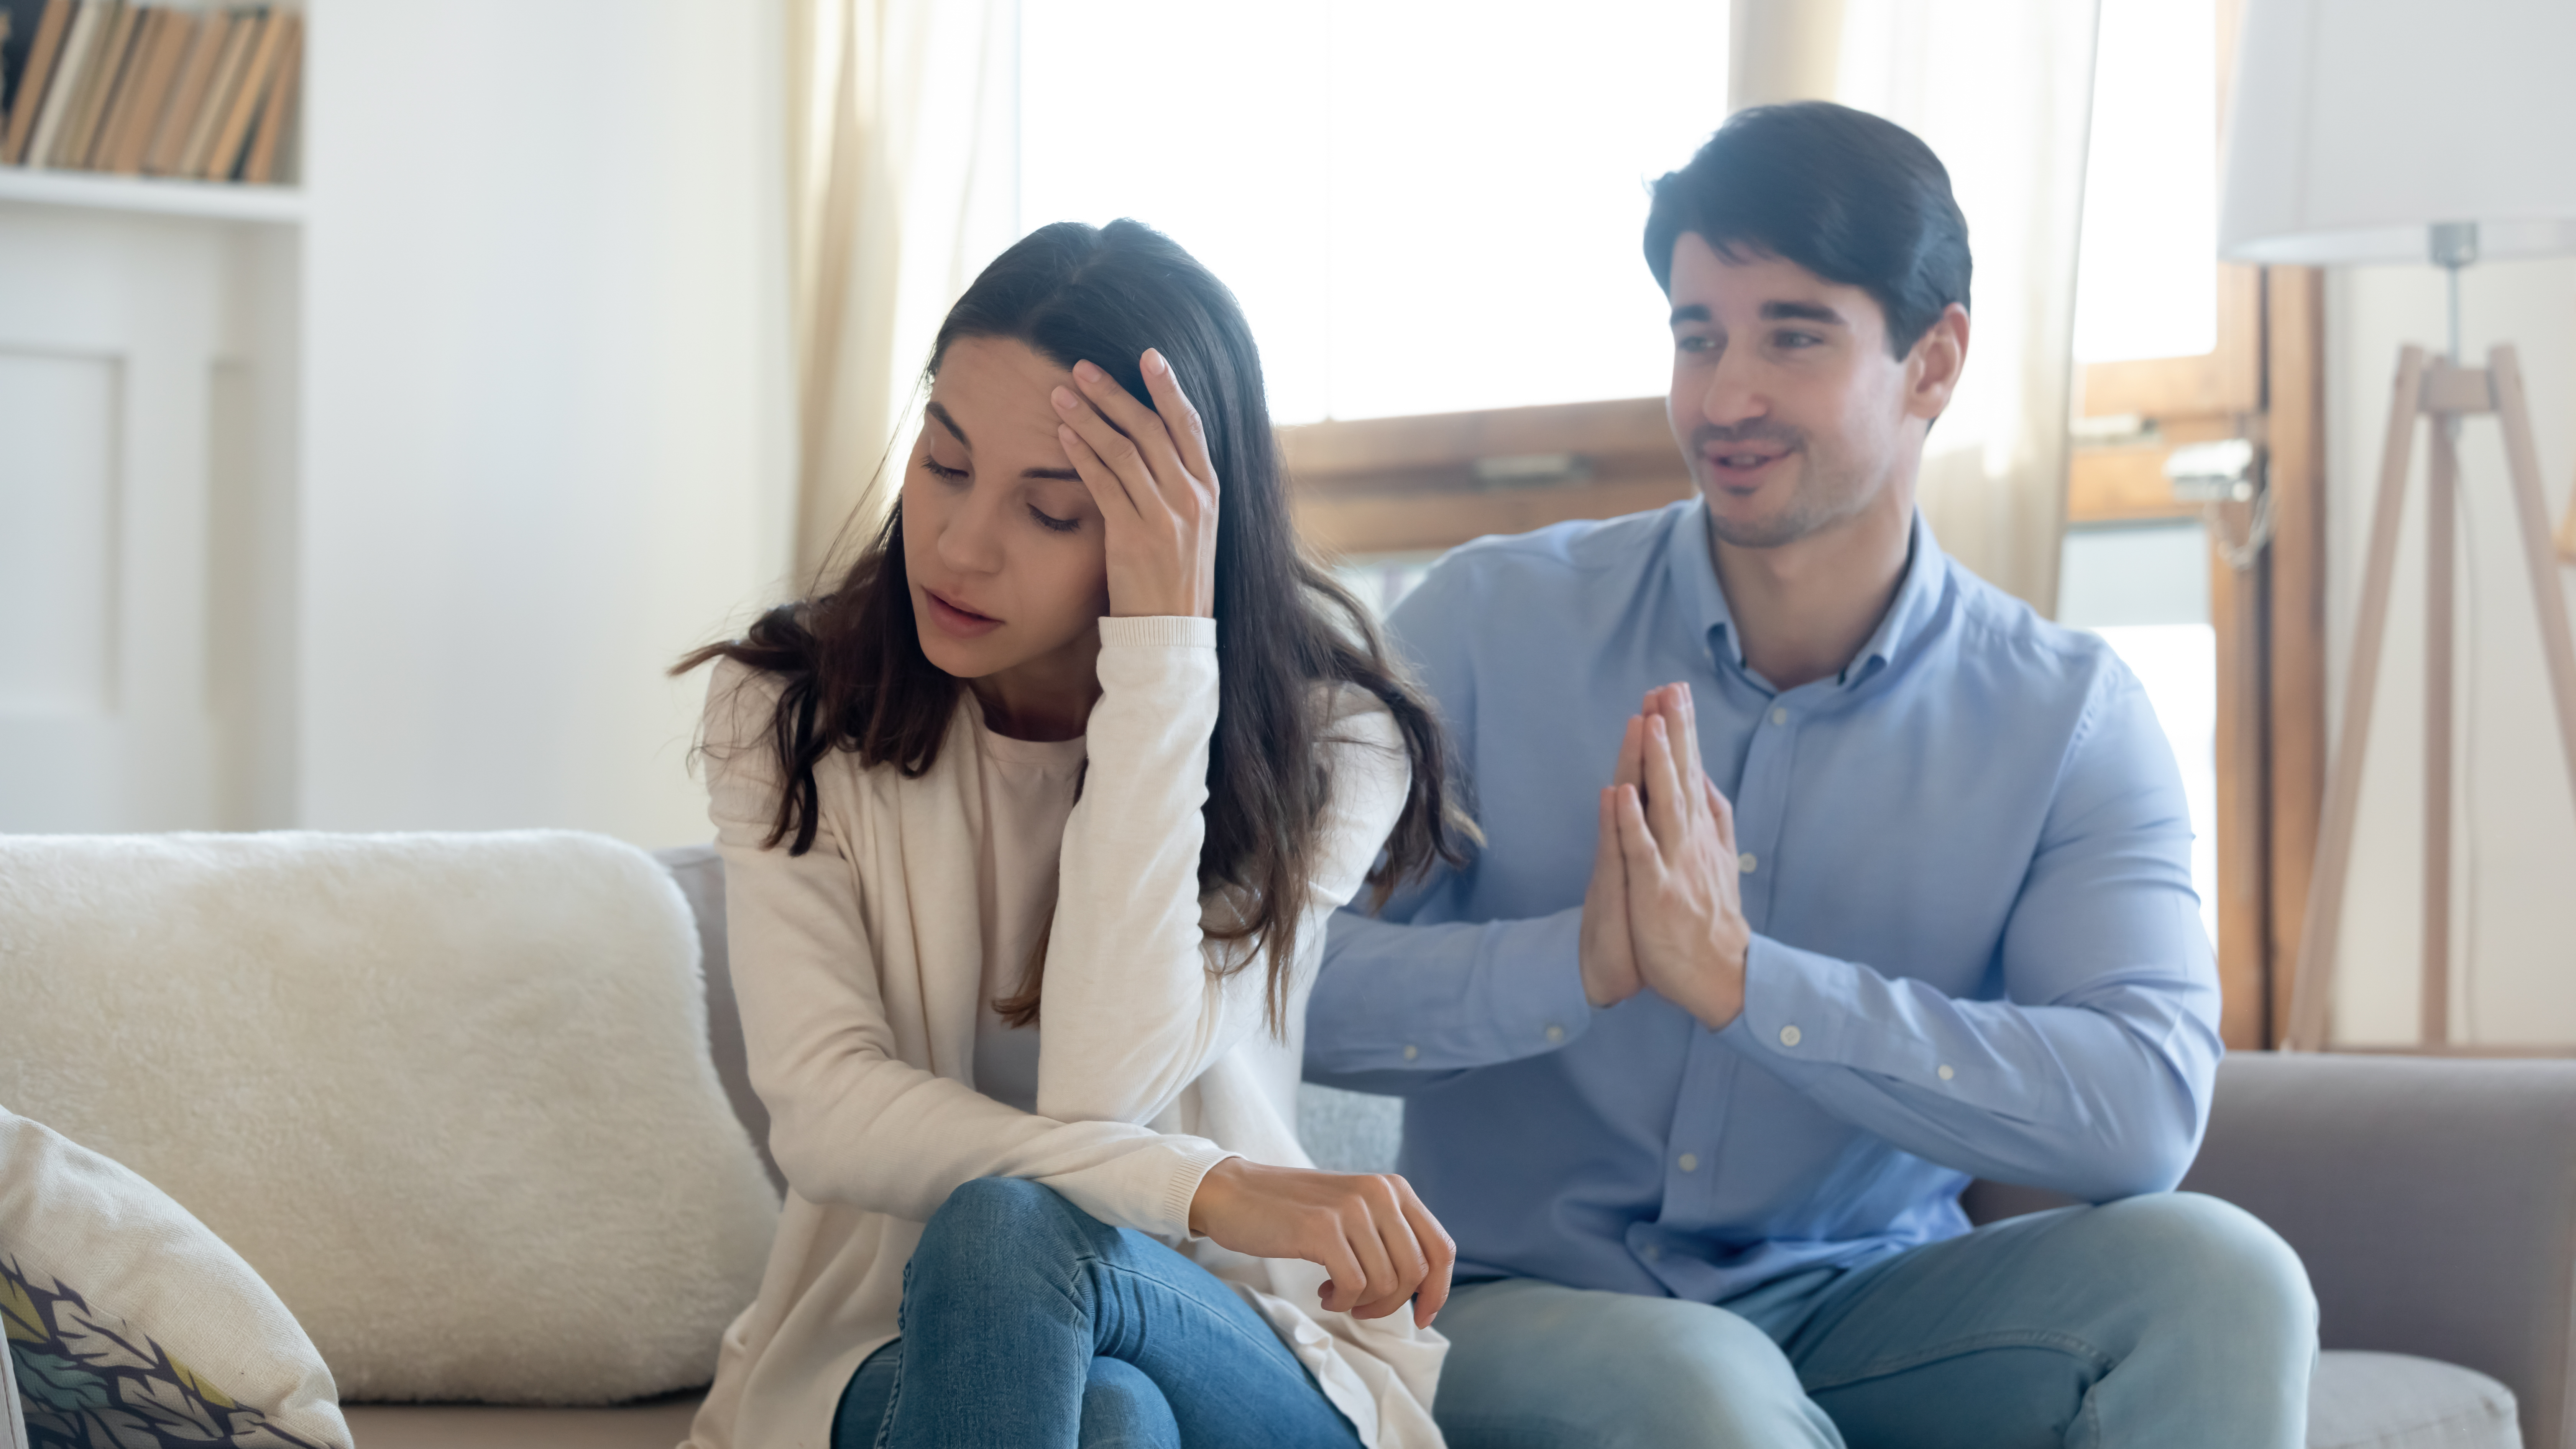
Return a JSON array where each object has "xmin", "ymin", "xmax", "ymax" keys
[
  {"xmin": 1304, "ymin": 906, "xmax": 1597, "ymax": 1087},
  {"xmin": 1721, "ymin": 935, "xmax": 2222, "ymax": 1201}
]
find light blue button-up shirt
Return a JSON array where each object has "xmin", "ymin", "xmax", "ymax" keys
[{"xmin": 1308, "ymin": 498, "xmax": 2221, "ymax": 1303}]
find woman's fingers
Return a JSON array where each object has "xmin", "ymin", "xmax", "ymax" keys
[
  {"xmin": 1311, "ymin": 1216, "xmax": 1369, "ymax": 1316},
  {"xmin": 1338, "ymin": 1187, "xmax": 1404, "ymax": 1317},
  {"xmin": 1054, "ymin": 421, "xmax": 1136, "ymax": 521},
  {"xmin": 1066, "ymin": 358, "xmax": 1199, "ymax": 516},
  {"xmin": 1346, "ymin": 1177, "xmax": 1429, "ymax": 1321},
  {"xmin": 1052, "ymin": 384, "xmax": 1154, "ymax": 518},
  {"xmin": 1137, "ymin": 348, "xmax": 1220, "ymax": 494},
  {"xmin": 1393, "ymin": 1177, "xmax": 1456, "ymax": 1328}
]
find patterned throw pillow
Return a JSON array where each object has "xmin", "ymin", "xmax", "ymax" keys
[{"xmin": 0, "ymin": 1110, "xmax": 347, "ymax": 1449}]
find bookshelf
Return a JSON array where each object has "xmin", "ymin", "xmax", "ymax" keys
[
  {"xmin": 0, "ymin": 0, "xmax": 306, "ymax": 832},
  {"xmin": 0, "ymin": 163, "xmax": 298, "ymax": 220},
  {"xmin": 2, "ymin": 0, "xmax": 792, "ymax": 846}
]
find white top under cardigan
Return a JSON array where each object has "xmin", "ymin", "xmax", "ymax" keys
[{"xmin": 681, "ymin": 616, "xmax": 1448, "ymax": 1449}]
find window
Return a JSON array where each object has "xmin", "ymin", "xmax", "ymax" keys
[{"xmin": 1017, "ymin": 0, "xmax": 1730, "ymax": 424}]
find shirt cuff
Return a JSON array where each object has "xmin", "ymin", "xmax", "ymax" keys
[
  {"xmin": 1481, "ymin": 907, "xmax": 1595, "ymax": 1058},
  {"xmin": 1721, "ymin": 933, "xmax": 1868, "ymax": 1065},
  {"xmin": 1099, "ymin": 615, "xmax": 1217, "ymax": 649}
]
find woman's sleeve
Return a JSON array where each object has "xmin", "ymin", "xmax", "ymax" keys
[
  {"xmin": 700, "ymin": 657, "xmax": 1234, "ymax": 1235},
  {"xmin": 1035, "ymin": 620, "xmax": 1413, "ymax": 1128}
]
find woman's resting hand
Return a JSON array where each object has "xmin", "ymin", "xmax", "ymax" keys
[{"xmin": 1186, "ymin": 1158, "xmax": 1456, "ymax": 1329}]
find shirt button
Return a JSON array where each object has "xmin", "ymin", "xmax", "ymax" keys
[
  {"xmin": 1403, "ymin": 1044, "xmax": 1419, "ymax": 1061},
  {"xmin": 1738, "ymin": 852, "xmax": 1757, "ymax": 874},
  {"xmin": 1779, "ymin": 1025, "xmax": 1802, "ymax": 1047},
  {"xmin": 1938, "ymin": 1064, "xmax": 1956, "ymax": 1081},
  {"xmin": 1544, "ymin": 1024, "xmax": 1566, "ymax": 1044},
  {"xmin": 1677, "ymin": 1153, "xmax": 1699, "ymax": 1173},
  {"xmin": 1771, "ymin": 707, "xmax": 1789, "ymax": 725}
]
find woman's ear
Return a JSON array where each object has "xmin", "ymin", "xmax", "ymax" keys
[{"xmin": 1904, "ymin": 303, "xmax": 1971, "ymax": 421}]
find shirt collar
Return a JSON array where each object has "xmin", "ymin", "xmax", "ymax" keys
[{"xmin": 1666, "ymin": 499, "xmax": 1948, "ymax": 691}]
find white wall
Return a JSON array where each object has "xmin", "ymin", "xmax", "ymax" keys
[
  {"xmin": 302, "ymin": 0, "xmax": 795, "ymax": 848},
  {"xmin": 2323, "ymin": 256, "xmax": 2576, "ymax": 1045}
]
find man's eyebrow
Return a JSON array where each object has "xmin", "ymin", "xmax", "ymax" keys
[
  {"xmin": 925, "ymin": 402, "xmax": 969, "ymax": 447},
  {"xmin": 1669, "ymin": 304, "xmax": 1712, "ymax": 326},
  {"xmin": 1761, "ymin": 300, "xmax": 1846, "ymax": 325}
]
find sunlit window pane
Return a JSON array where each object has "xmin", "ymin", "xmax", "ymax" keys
[
  {"xmin": 1019, "ymin": 0, "xmax": 1730, "ymax": 424},
  {"xmin": 2071, "ymin": 0, "xmax": 2218, "ymax": 364}
]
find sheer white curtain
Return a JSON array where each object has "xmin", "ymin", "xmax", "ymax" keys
[
  {"xmin": 1733, "ymin": 0, "xmax": 2099, "ymax": 616},
  {"xmin": 786, "ymin": 0, "xmax": 1018, "ymax": 582}
]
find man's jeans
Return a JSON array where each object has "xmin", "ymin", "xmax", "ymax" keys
[
  {"xmin": 1432, "ymin": 1193, "xmax": 2318, "ymax": 1449},
  {"xmin": 834, "ymin": 1178, "xmax": 1364, "ymax": 1449}
]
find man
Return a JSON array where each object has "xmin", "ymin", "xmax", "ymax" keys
[{"xmin": 1307, "ymin": 102, "xmax": 2316, "ymax": 1447}]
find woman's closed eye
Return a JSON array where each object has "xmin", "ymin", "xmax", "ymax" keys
[
  {"xmin": 922, "ymin": 457, "xmax": 968, "ymax": 483},
  {"xmin": 1027, "ymin": 503, "xmax": 1080, "ymax": 534}
]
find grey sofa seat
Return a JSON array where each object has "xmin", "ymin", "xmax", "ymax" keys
[{"xmin": 353, "ymin": 848, "xmax": 2576, "ymax": 1448}]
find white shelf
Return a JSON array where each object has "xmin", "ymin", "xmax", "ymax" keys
[{"xmin": 0, "ymin": 166, "xmax": 304, "ymax": 224}]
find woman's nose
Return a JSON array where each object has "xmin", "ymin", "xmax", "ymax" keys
[{"xmin": 936, "ymin": 491, "xmax": 1005, "ymax": 574}]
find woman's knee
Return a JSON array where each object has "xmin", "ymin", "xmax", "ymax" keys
[
  {"xmin": 1080, "ymin": 1357, "xmax": 1180, "ymax": 1449},
  {"xmin": 911, "ymin": 1178, "xmax": 1100, "ymax": 1289}
]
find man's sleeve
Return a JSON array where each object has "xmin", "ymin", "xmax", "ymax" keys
[
  {"xmin": 1717, "ymin": 663, "xmax": 2224, "ymax": 1202},
  {"xmin": 1304, "ymin": 562, "xmax": 1597, "ymax": 1092}
]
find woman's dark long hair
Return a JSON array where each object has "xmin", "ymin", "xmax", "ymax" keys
[{"xmin": 678, "ymin": 219, "xmax": 1470, "ymax": 1033}]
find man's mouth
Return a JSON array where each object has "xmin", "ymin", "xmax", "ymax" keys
[{"xmin": 1702, "ymin": 445, "xmax": 1794, "ymax": 487}]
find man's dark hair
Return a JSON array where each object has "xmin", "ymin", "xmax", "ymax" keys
[{"xmin": 1644, "ymin": 101, "xmax": 1971, "ymax": 358}]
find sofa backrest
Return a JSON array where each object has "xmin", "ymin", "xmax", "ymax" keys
[{"xmin": 656, "ymin": 844, "xmax": 783, "ymax": 1194}]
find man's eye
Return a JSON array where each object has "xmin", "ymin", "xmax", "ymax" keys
[
  {"xmin": 1028, "ymin": 504, "xmax": 1080, "ymax": 534},
  {"xmin": 922, "ymin": 459, "xmax": 967, "ymax": 481},
  {"xmin": 1775, "ymin": 331, "xmax": 1823, "ymax": 349},
  {"xmin": 1676, "ymin": 335, "xmax": 1717, "ymax": 354}
]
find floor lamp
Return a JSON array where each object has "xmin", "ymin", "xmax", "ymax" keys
[{"xmin": 2216, "ymin": 0, "xmax": 2576, "ymax": 1051}]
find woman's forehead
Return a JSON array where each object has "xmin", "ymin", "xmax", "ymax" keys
[{"xmin": 927, "ymin": 337, "xmax": 1079, "ymax": 461}]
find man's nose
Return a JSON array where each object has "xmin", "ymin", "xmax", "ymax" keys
[{"xmin": 1698, "ymin": 351, "xmax": 1769, "ymax": 429}]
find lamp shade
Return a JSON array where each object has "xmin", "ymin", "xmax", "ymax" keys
[{"xmin": 2218, "ymin": 0, "xmax": 2576, "ymax": 265}]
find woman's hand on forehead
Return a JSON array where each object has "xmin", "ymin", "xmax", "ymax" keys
[{"xmin": 1051, "ymin": 349, "xmax": 1222, "ymax": 619}]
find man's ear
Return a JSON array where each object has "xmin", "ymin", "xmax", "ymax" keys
[{"xmin": 1904, "ymin": 303, "xmax": 1971, "ymax": 421}]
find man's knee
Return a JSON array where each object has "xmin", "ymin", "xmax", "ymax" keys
[
  {"xmin": 1436, "ymin": 1281, "xmax": 1835, "ymax": 1449},
  {"xmin": 2087, "ymin": 1191, "xmax": 2316, "ymax": 1341}
]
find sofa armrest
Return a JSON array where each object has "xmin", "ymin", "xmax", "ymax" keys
[{"xmin": 2179, "ymin": 1052, "xmax": 2576, "ymax": 1449}]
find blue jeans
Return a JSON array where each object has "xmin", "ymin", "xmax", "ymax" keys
[
  {"xmin": 834, "ymin": 1178, "xmax": 1365, "ymax": 1449},
  {"xmin": 1430, "ymin": 1193, "xmax": 2317, "ymax": 1449}
]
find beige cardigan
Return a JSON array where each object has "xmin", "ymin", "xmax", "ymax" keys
[{"xmin": 683, "ymin": 616, "xmax": 1447, "ymax": 1449}]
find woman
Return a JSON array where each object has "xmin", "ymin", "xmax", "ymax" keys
[{"xmin": 678, "ymin": 220, "xmax": 1469, "ymax": 1449}]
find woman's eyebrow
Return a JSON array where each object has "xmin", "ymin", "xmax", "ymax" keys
[
  {"xmin": 926, "ymin": 402, "xmax": 970, "ymax": 448},
  {"xmin": 1021, "ymin": 465, "xmax": 1083, "ymax": 482}
]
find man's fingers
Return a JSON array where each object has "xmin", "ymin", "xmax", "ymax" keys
[
  {"xmin": 1705, "ymin": 775, "xmax": 1739, "ymax": 858},
  {"xmin": 1643, "ymin": 716, "xmax": 1687, "ymax": 852},
  {"xmin": 1613, "ymin": 784, "xmax": 1659, "ymax": 871},
  {"xmin": 1615, "ymin": 714, "xmax": 1646, "ymax": 790}
]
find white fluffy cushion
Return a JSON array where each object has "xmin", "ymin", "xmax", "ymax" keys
[
  {"xmin": 0, "ymin": 832, "xmax": 780, "ymax": 1405},
  {"xmin": 2, "ymin": 1108, "xmax": 350, "ymax": 1447}
]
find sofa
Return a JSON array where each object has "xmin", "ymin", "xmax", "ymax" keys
[{"xmin": 7, "ymin": 837, "xmax": 2571, "ymax": 1449}]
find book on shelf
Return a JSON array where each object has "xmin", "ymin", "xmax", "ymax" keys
[{"xmin": 2, "ymin": 2, "xmax": 298, "ymax": 184}]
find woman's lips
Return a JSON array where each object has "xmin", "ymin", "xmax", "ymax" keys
[{"xmin": 922, "ymin": 586, "xmax": 1002, "ymax": 639}]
